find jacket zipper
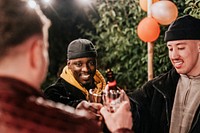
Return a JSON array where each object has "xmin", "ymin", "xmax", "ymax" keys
[
  {"xmin": 154, "ymin": 85, "xmax": 200, "ymax": 133},
  {"xmin": 153, "ymin": 85, "xmax": 170, "ymax": 126}
]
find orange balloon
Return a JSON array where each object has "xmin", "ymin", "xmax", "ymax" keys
[
  {"xmin": 137, "ymin": 17, "xmax": 160, "ymax": 42},
  {"xmin": 151, "ymin": 0, "xmax": 178, "ymax": 25},
  {"xmin": 139, "ymin": 0, "xmax": 159, "ymax": 12}
]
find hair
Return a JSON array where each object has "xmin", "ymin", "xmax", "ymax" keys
[{"xmin": 0, "ymin": 0, "xmax": 50, "ymax": 57}]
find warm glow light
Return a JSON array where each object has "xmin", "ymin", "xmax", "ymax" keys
[
  {"xmin": 78, "ymin": 0, "xmax": 92, "ymax": 6},
  {"xmin": 43, "ymin": 0, "xmax": 51, "ymax": 4},
  {"xmin": 28, "ymin": 0, "xmax": 37, "ymax": 8}
]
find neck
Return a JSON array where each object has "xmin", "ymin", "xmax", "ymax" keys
[
  {"xmin": 82, "ymin": 81, "xmax": 95, "ymax": 91},
  {"xmin": 0, "ymin": 58, "xmax": 40, "ymax": 90}
]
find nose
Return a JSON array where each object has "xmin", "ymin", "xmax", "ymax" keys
[
  {"xmin": 82, "ymin": 64, "xmax": 90, "ymax": 72},
  {"xmin": 170, "ymin": 49, "xmax": 180, "ymax": 59}
]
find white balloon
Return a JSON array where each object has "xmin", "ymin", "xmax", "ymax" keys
[{"xmin": 151, "ymin": 0, "xmax": 178, "ymax": 25}]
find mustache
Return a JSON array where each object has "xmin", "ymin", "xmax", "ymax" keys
[{"xmin": 80, "ymin": 71, "xmax": 94, "ymax": 75}]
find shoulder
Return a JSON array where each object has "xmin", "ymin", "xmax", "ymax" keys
[
  {"xmin": 44, "ymin": 78, "xmax": 72, "ymax": 92},
  {"xmin": 129, "ymin": 68, "xmax": 179, "ymax": 101},
  {"xmin": 29, "ymin": 97, "xmax": 101, "ymax": 132},
  {"xmin": 0, "ymin": 96, "xmax": 100, "ymax": 133},
  {"xmin": 149, "ymin": 68, "xmax": 179, "ymax": 89}
]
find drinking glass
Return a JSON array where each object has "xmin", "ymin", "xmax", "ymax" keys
[
  {"xmin": 88, "ymin": 89, "xmax": 103, "ymax": 103},
  {"xmin": 88, "ymin": 89, "xmax": 104, "ymax": 129},
  {"xmin": 102, "ymin": 89, "xmax": 124, "ymax": 113}
]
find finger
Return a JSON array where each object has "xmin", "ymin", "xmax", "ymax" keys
[
  {"xmin": 77, "ymin": 101, "xmax": 102, "ymax": 115},
  {"xmin": 95, "ymin": 113, "xmax": 103, "ymax": 123},
  {"xmin": 90, "ymin": 102, "xmax": 103, "ymax": 110},
  {"xmin": 123, "ymin": 101, "xmax": 131, "ymax": 111},
  {"xmin": 76, "ymin": 100, "xmax": 88, "ymax": 110},
  {"xmin": 90, "ymin": 103, "xmax": 103, "ymax": 115},
  {"xmin": 104, "ymin": 84, "xmax": 109, "ymax": 91},
  {"xmin": 76, "ymin": 109, "xmax": 94, "ymax": 119},
  {"xmin": 119, "ymin": 90, "xmax": 125, "ymax": 101},
  {"xmin": 121, "ymin": 90, "xmax": 130, "ymax": 103},
  {"xmin": 98, "ymin": 114, "xmax": 103, "ymax": 121},
  {"xmin": 100, "ymin": 106, "xmax": 110, "ymax": 119},
  {"xmin": 117, "ymin": 101, "xmax": 131, "ymax": 112},
  {"xmin": 76, "ymin": 101, "xmax": 95, "ymax": 111}
]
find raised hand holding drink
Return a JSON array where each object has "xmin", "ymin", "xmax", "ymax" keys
[{"xmin": 103, "ymin": 69, "xmax": 124, "ymax": 113}]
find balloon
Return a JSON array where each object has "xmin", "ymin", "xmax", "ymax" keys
[
  {"xmin": 151, "ymin": 0, "xmax": 178, "ymax": 25},
  {"xmin": 139, "ymin": 0, "xmax": 159, "ymax": 12},
  {"xmin": 137, "ymin": 17, "xmax": 160, "ymax": 42}
]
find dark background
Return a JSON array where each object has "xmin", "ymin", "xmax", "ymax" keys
[{"xmin": 38, "ymin": 0, "xmax": 96, "ymax": 88}]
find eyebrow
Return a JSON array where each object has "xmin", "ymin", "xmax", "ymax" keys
[{"xmin": 167, "ymin": 42, "xmax": 187, "ymax": 47}]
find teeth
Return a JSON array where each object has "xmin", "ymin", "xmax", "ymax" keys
[
  {"xmin": 173, "ymin": 60, "xmax": 183, "ymax": 68},
  {"xmin": 173, "ymin": 59, "xmax": 183, "ymax": 64},
  {"xmin": 174, "ymin": 62, "xmax": 182, "ymax": 65},
  {"xmin": 81, "ymin": 75, "xmax": 90, "ymax": 78}
]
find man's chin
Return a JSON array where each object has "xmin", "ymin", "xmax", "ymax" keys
[
  {"xmin": 175, "ymin": 69, "xmax": 186, "ymax": 75},
  {"xmin": 81, "ymin": 81, "xmax": 90, "ymax": 86},
  {"xmin": 81, "ymin": 81, "xmax": 91, "ymax": 86}
]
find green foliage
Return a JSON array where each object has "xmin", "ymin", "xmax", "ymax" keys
[
  {"xmin": 80, "ymin": 0, "xmax": 186, "ymax": 90},
  {"xmin": 42, "ymin": 0, "xmax": 200, "ymax": 91},
  {"xmin": 184, "ymin": 0, "xmax": 200, "ymax": 18}
]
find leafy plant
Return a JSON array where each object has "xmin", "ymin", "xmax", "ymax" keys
[
  {"xmin": 80, "ymin": 0, "xmax": 186, "ymax": 90},
  {"xmin": 42, "ymin": 0, "xmax": 199, "ymax": 91},
  {"xmin": 184, "ymin": 0, "xmax": 200, "ymax": 18}
]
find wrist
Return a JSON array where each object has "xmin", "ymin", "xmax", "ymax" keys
[{"xmin": 112, "ymin": 128, "xmax": 133, "ymax": 133}]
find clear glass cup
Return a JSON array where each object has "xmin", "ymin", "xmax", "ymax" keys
[
  {"xmin": 102, "ymin": 89, "xmax": 124, "ymax": 113},
  {"xmin": 88, "ymin": 89, "xmax": 103, "ymax": 103},
  {"xmin": 88, "ymin": 89, "xmax": 104, "ymax": 129}
]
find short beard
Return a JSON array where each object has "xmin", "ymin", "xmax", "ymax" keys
[{"xmin": 82, "ymin": 80, "xmax": 95, "ymax": 91}]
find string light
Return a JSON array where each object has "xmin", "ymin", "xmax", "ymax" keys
[
  {"xmin": 77, "ymin": 0, "xmax": 92, "ymax": 6},
  {"xmin": 43, "ymin": 0, "xmax": 51, "ymax": 3},
  {"xmin": 27, "ymin": 0, "xmax": 37, "ymax": 8},
  {"xmin": 22, "ymin": 0, "xmax": 52, "ymax": 9}
]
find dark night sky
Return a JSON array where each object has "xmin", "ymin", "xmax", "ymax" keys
[
  {"xmin": 41, "ymin": 0, "xmax": 91, "ymax": 37},
  {"xmin": 39, "ymin": 0, "xmax": 96, "ymax": 76}
]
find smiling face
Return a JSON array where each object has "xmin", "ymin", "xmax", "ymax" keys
[
  {"xmin": 167, "ymin": 40, "xmax": 200, "ymax": 76},
  {"xmin": 68, "ymin": 57, "xmax": 97, "ymax": 87}
]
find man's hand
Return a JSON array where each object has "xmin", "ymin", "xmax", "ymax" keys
[
  {"xmin": 76, "ymin": 100, "xmax": 103, "ymax": 126},
  {"xmin": 100, "ymin": 101, "xmax": 133, "ymax": 132}
]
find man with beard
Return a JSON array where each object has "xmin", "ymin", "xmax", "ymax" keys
[{"xmin": 128, "ymin": 15, "xmax": 200, "ymax": 133}]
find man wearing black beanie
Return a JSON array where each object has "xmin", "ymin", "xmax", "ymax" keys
[
  {"xmin": 128, "ymin": 15, "xmax": 200, "ymax": 133},
  {"xmin": 43, "ymin": 39, "xmax": 107, "ymax": 128},
  {"xmin": 44, "ymin": 39, "xmax": 106, "ymax": 107},
  {"xmin": 43, "ymin": 39, "xmax": 135, "ymax": 133}
]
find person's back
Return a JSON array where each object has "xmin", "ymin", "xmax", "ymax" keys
[
  {"xmin": 0, "ymin": 0, "xmax": 133, "ymax": 133},
  {"xmin": 0, "ymin": 77, "xmax": 99, "ymax": 133},
  {"xmin": 0, "ymin": 0, "xmax": 100, "ymax": 132}
]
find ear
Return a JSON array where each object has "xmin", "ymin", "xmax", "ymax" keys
[
  {"xmin": 29, "ymin": 38, "xmax": 43, "ymax": 69},
  {"xmin": 67, "ymin": 60, "xmax": 72, "ymax": 69},
  {"xmin": 198, "ymin": 40, "xmax": 200, "ymax": 52},
  {"xmin": 67, "ymin": 60, "xmax": 70, "ymax": 65}
]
